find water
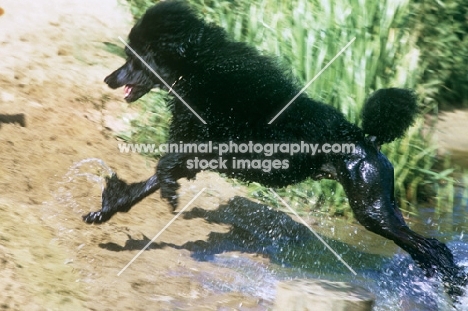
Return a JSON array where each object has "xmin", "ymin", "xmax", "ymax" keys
[
  {"xmin": 53, "ymin": 158, "xmax": 114, "ymax": 215},
  {"xmin": 181, "ymin": 197, "xmax": 468, "ymax": 310}
]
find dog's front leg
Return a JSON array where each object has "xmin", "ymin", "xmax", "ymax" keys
[
  {"xmin": 83, "ymin": 173, "xmax": 160, "ymax": 224},
  {"xmin": 82, "ymin": 153, "xmax": 196, "ymax": 223},
  {"xmin": 156, "ymin": 152, "xmax": 198, "ymax": 211},
  {"xmin": 336, "ymin": 141, "xmax": 467, "ymax": 299}
]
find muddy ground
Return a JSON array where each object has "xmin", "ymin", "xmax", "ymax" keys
[{"xmin": 1, "ymin": 0, "xmax": 467, "ymax": 310}]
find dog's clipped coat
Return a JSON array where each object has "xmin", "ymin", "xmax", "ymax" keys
[{"xmin": 84, "ymin": 0, "xmax": 467, "ymax": 301}]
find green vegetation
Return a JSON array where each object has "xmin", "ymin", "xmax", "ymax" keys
[
  {"xmin": 119, "ymin": 0, "xmax": 467, "ymax": 216},
  {"xmin": 117, "ymin": 90, "xmax": 171, "ymax": 158},
  {"xmin": 408, "ymin": 0, "xmax": 468, "ymax": 108}
]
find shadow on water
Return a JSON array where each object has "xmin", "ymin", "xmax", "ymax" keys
[{"xmin": 98, "ymin": 195, "xmax": 468, "ymax": 310}]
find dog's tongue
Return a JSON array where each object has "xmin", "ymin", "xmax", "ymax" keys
[{"xmin": 124, "ymin": 85, "xmax": 133, "ymax": 98}]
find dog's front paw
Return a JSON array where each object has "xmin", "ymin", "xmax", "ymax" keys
[
  {"xmin": 82, "ymin": 173, "xmax": 128, "ymax": 224},
  {"xmin": 82, "ymin": 210, "xmax": 114, "ymax": 224}
]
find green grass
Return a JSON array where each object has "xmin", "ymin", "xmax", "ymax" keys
[
  {"xmin": 120, "ymin": 0, "xmax": 464, "ymax": 216},
  {"xmin": 117, "ymin": 90, "xmax": 171, "ymax": 158}
]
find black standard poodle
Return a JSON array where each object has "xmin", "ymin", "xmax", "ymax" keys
[{"xmin": 83, "ymin": 0, "xmax": 467, "ymax": 299}]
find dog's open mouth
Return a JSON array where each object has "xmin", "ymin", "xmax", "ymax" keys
[
  {"xmin": 124, "ymin": 85, "xmax": 134, "ymax": 99},
  {"xmin": 122, "ymin": 84, "xmax": 160, "ymax": 102},
  {"xmin": 123, "ymin": 84, "xmax": 147, "ymax": 102}
]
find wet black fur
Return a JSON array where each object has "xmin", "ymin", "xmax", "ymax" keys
[
  {"xmin": 83, "ymin": 0, "xmax": 467, "ymax": 301},
  {"xmin": 361, "ymin": 88, "xmax": 419, "ymax": 144}
]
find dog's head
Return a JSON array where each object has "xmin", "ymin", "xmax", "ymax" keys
[{"xmin": 104, "ymin": 1, "xmax": 205, "ymax": 102}]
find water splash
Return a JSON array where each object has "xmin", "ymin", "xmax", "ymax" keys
[
  {"xmin": 37, "ymin": 158, "xmax": 118, "ymax": 289},
  {"xmin": 188, "ymin": 249, "xmax": 467, "ymax": 310},
  {"xmin": 62, "ymin": 157, "xmax": 114, "ymax": 189},
  {"xmin": 53, "ymin": 158, "xmax": 115, "ymax": 214},
  {"xmin": 200, "ymin": 254, "xmax": 279, "ymax": 301}
]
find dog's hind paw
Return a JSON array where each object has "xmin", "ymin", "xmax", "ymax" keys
[{"xmin": 82, "ymin": 210, "xmax": 114, "ymax": 224}]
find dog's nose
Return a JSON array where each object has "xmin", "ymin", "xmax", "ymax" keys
[
  {"xmin": 104, "ymin": 72, "xmax": 121, "ymax": 89},
  {"xmin": 104, "ymin": 74, "xmax": 112, "ymax": 85}
]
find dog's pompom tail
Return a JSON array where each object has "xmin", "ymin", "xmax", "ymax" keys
[{"xmin": 361, "ymin": 88, "xmax": 419, "ymax": 145}]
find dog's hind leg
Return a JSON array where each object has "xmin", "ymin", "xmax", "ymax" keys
[
  {"xmin": 335, "ymin": 141, "xmax": 467, "ymax": 299},
  {"xmin": 83, "ymin": 173, "xmax": 160, "ymax": 224}
]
